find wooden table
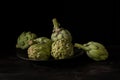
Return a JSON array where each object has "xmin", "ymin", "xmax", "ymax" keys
[{"xmin": 0, "ymin": 45, "xmax": 120, "ymax": 80}]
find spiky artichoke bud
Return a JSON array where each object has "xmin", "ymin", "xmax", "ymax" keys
[
  {"xmin": 29, "ymin": 37, "xmax": 52, "ymax": 47},
  {"xmin": 27, "ymin": 43, "xmax": 51, "ymax": 60},
  {"xmin": 51, "ymin": 18, "xmax": 72, "ymax": 42},
  {"xmin": 74, "ymin": 41, "xmax": 109, "ymax": 61},
  {"xmin": 16, "ymin": 31, "xmax": 37, "ymax": 50},
  {"xmin": 51, "ymin": 39, "xmax": 74, "ymax": 60}
]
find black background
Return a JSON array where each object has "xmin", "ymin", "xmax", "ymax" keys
[
  {"xmin": 1, "ymin": 1, "xmax": 119, "ymax": 55},
  {"xmin": 0, "ymin": 1, "xmax": 120, "ymax": 80}
]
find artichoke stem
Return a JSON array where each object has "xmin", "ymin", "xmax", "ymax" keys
[
  {"xmin": 74, "ymin": 43, "xmax": 88, "ymax": 51},
  {"xmin": 52, "ymin": 18, "xmax": 60, "ymax": 29}
]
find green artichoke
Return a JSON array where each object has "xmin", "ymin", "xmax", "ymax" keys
[
  {"xmin": 27, "ymin": 43, "xmax": 51, "ymax": 60},
  {"xmin": 16, "ymin": 31, "xmax": 37, "ymax": 50},
  {"xmin": 51, "ymin": 18, "xmax": 72, "ymax": 42},
  {"xmin": 29, "ymin": 37, "xmax": 52, "ymax": 47},
  {"xmin": 74, "ymin": 41, "xmax": 109, "ymax": 61},
  {"xmin": 51, "ymin": 39, "xmax": 74, "ymax": 60}
]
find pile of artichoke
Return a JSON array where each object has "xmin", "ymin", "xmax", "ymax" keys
[{"xmin": 16, "ymin": 18, "xmax": 109, "ymax": 61}]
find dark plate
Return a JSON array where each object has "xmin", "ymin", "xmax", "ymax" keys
[{"xmin": 16, "ymin": 48, "xmax": 85, "ymax": 63}]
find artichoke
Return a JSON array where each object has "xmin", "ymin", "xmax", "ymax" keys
[
  {"xmin": 51, "ymin": 18, "xmax": 72, "ymax": 42},
  {"xmin": 27, "ymin": 43, "xmax": 51, "ymax": 60},
  {"xmin": 29, "ymin": 37, "xmax": 52, "ymax": 47},
  {"xmin": 16, "ymin": 31, "xmax": 37, "ymax": 50},
  {"xmin": 51, "ymin": 39, "xmax": 74, "ymax": 60},
  {"xmin": 74, "ymin": 41, "xmax": 109, "ymax": 61}
]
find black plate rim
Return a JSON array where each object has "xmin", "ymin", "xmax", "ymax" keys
[{"xmin": 16, "ymin": 48, "xmax": 84, "ymax": 62}]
